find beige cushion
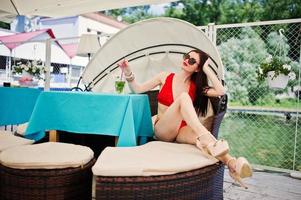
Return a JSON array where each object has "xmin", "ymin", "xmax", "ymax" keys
[
  {"xmin": 0, "ymin": 142, "xmax": 94, "ymax": 169},
  {"xmin": 0, "ymin": 131, "xmax": 34, "ymax": 152},
  {"xmin": 92, "ymin": 141, "xmax": 218, "ymax": 177}
]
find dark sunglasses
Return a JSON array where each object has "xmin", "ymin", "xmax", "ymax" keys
[{"xmin": 183, "ymin": 54, "xmax": 198, "ymax": 65}]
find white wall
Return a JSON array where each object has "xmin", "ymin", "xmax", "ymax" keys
[
  {"xmin": 78, "ymin": 16, "xmax": 120, "ymax": 35},
  {"xmin": 39, "ymin": 16, "xmax": 79, "ymax": 39}
]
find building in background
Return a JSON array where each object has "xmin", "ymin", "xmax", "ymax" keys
[{"xmin": 0, "ymin": 13, "xmax": 127, "ymax": 87}]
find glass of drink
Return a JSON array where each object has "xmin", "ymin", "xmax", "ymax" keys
[{"xmin": 115, "ymin": 80, "xmax": 125, "ymax": 94}]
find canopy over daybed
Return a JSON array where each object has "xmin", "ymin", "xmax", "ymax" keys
[{"xmin": 81, "ymin": 17, "xmax": 224, "ymax": 92}]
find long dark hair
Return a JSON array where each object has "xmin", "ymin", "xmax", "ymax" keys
[{"xmin": 189, "ymin": 49, "xmax": 209, "ymax": 117}]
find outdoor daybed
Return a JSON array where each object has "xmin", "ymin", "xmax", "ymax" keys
[{"xmin": 82, "ymin": 17, "xmax": 228, "ymax": 200}]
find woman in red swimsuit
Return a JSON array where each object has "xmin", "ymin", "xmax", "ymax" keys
[{"xmin": 119, "ymin": 49, "xmax": 252, "ymax": 188}]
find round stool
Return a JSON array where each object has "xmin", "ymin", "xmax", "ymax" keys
[
  {"xmin": 93, "ymin": 141, "xmax": 222, "ymax": 200},
  {"xmin": 0, "ymin": 131, "xmax": 34, "ymax": 194},
  {"xmin": 0, "ymin": 131, "xmax": 34, "ymax": 152},
  {"xmin": 0, "ymin": 142, "xmax": 94, "ymax": 200}
]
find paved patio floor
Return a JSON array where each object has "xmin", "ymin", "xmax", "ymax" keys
[{"xmin": 224, "ymin": 169, "xmax": 301, "ymax": 200}]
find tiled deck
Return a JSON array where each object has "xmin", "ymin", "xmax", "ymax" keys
[{"xmin": 224, "ymin": 169, "xmax": 301, "ymax": 200}]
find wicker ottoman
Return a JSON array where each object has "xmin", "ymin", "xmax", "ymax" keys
[
  {"xmin": 0, "ymin": 131, "xmax": 34, "ymax": 152},
  {"xmin": 93, "ymin": 141, "xmax": 222, "ymax": 200},
  {"xmin": 0, "ymin": 142, "xmax": 95, "ymax": 200},
  {"xmin": 0, "ymin": 131, "xmax": 34, "ymax": 194}
]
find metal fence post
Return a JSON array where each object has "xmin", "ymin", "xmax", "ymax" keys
[
  {"xmin": 293, "ymin": 42, "xmax": 301, "ymax": 170},
  {"xmin": 207, "ymin": 23, "xmax": 216, "ymax": 45}
]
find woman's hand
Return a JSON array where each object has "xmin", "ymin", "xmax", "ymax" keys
[
  {"xmin": 202, "ymin": 58, "xmax": 211, "ymax": 74},
  {"xmin": 118, "ymin": 59, "xmax": 131, "ymax": 75}
]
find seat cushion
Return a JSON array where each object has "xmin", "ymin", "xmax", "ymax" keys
[
  {"xmin": 92, "ymin": 141, "xmax": 218, "ymax": 177},
  {"xmin": 0, "ymin": 142, "xmax": 94, "ymax": 169},
  {"xmin": 0, "ymin": 131, "xmax": 34, "ymax": 152}
]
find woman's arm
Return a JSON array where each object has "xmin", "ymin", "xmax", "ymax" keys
[
  {"xmin": 127, "ymin": 72, "xmax": 167, "ymax": 93},
  {"xmin": 202, "ymin": 59, "xmax": 225, "ymax": 97},
  {"xmin": 119, "ymin": 60, "xmax": 167, "ymax": 93}
]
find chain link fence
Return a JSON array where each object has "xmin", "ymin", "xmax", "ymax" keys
[{"xmin": 211, "ymin": 19, "xmax": 301, "ymax": 171}]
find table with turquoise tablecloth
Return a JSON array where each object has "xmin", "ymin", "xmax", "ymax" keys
[
  {"xmin": 25, "ymin": 91, "xmax": 154, "ymax": 147},
  {"xmin": 0, "ymin": 87, "xmax": 41, "ymax": 126}
]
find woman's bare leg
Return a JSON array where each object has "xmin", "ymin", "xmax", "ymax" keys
[
  {"xmin": 176, "ymin": 126, "xmax": 236, "ymax": 171},
  {"xmin": 154, "ymin": 92, "xmax": 210, "ymax": 141}
]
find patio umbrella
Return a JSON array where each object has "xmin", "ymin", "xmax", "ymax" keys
[
  {"xmin": 0, "ymin": 29, "xmax": 59, "ymax": 79},
  {"xmin": 0, "ymin": 0, "xmax": 177, "ymax": 20},
  {"xmin": 81, "ymin": 17, "xmax": 225, "ymax": 93},
  {"xmin": 0, "ymin": 29, "xmax": 57, "ymax": 51}
]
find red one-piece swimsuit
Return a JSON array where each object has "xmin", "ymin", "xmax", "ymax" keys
[{"xmin": 157, "ymin": 73, "xmax": 196, "ymax": 131}]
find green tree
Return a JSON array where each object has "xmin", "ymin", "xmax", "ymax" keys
[
  {"xmin": 218, "ymin": 27, "xmax": 268, "ymax": 104},
  {"xmin": 0, "ymin": 21, "xmax": 10, "ymax": 29},
  {"xmin": 219, "ymin": 0, "xmax": 263, "ymax": 24},
  {"xmin": 164, "ymin": 0, "xmax": 300, "ymax": 26},
  {"xmin": 260, "ymin": 0, "xmax": 301, "ymax": 21},
  {"xmin": 165, "ymin": 0, "xmax": 224, "ymax": 26},
  {"xmin": 104, "ymin": 6, "xmax": 157, "ymax": 24}
]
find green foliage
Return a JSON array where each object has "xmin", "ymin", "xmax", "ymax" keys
[
  {"xmin": 13, "ymin": 60, "xmax": 46, "ymax": 79},
  {"xmin": 288, "ymin": 61, "xmax": 300, "ymax": 87},
  {"xmin": 248, "ymin": 85, "xmax": 269, "ymax": 105},
  {"xmin": 218, "ymin": 27, "xmax": 268, "ymax": 104},
  {"xmin": 104, "ymin": 6, "xmax": 157, "ymax": 24},
  {"xmin": 257, "ymin": 32, "xmax": 296, "ymax": 82},
  {"xmin": 220, "ymin": 113, "xmax": 301, "ymax": 170},
  {"xmin": 260, "ymin": 0, "xmax": 301, "ymax": 21},
  {"xmin": 103, "ymin": 0, "xmax": 301, "ymax": 25},
  {"xmin": 165, "ymin": 0, "xmax": 223, "ymax": 26},
  {"xmin": 257, "ymin": 56, "xmax": 292, "ymax": 81},
  {"xmin": 219, "ymin": 0, "xmax": 263, "ymax": 24},
  {"xmin": 266, "ymin": 32, "xmax": 290, "ymax": 57},
  {"xmin": 164, "ymin": 0, "xmax": 301, "ymax": 26},
  {"xmin": 0, "ymin": 21, "xmax": 9, "ymax": 29}
]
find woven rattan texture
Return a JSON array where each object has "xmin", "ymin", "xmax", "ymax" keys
[
  {"xmin": 95, "ymin": 162, "xmax": 222, "ymax": 200},
  {"xmin": 0, "ymin": 158, "xmax": 95, "ymax": 200},
  {"xmin": 144, "ymin": 90, "xmax": 226, "ymax": 200}
]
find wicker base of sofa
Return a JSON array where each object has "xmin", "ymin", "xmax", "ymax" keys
[
  {"xmin": 96, "ymin": 162, "xmax": 223, "ymax": 200},
  {"xmin": 0, "ymin": 159, "xmax": 95, "ymax": 200}
]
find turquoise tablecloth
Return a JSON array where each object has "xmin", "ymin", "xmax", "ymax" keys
[
  {"xmin": 0, "ymin": 87, "xmax": 41, "ymax": 126},
  {"xmin": 25, "ymin": 91, "xmax": 154, "ymax": 147}
]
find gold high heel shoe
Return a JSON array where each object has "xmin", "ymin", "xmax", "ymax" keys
[
  {"xmin": 227, "ymin": 157, "xmax": 252, "ymax": 189},
  {"xmin": 196, "ymin": 133, "xmax": 229, "ymax": 157}
]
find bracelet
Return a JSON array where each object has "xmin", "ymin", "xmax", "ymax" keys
[
  {"xmin": 124, "ymin": 71, "xmax": 132, "ymax": 77},
  {"xmin": 125, "ymin": 73, "xmax": 135, "ymax": 82},
  {"xmin": 202, "ymin": 86, "xmax": 210, "ymax": 95}
]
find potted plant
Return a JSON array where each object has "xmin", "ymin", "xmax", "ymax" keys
[
  {"xmin": 257, "ymin": 55, "xmax": 296, "ymax": 89},
  {"xmin": 12, "ymin": 60, "xmax": 47, "ymax": 86}
]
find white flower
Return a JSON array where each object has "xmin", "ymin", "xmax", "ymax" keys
[
  {"xmin": 21, "ymin": 64, "xmax": 26, "ymax": 69},
  {"xmin": 25, "ymin": 66, "xmax": 29, "ymax": 71},
  {"xmin": 288, "ymin": 72, "xmax": 296, "ymax": 80},
  {"xmin": 282, "ymin": 64, "xmax": 291, "ymax": 71},
  {"xmin": 265, "ymin": 55, "xmax": 273, "ymax": 63},
  {"xmin": 32, "ymin": 68, "xmax": 36, "ymax": 73},
  {"xmin": 258, "ymin": 67, "xmax": 263, "ymax": 74}
]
